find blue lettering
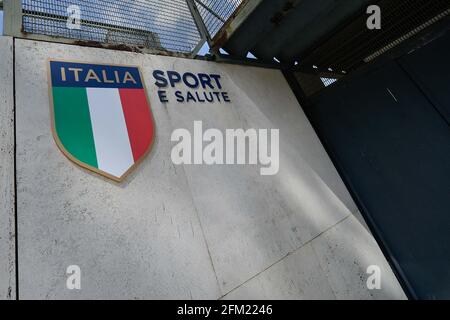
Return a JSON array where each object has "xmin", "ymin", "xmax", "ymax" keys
[
  {"xmin": 153, "ymin": 70, "xmax": 168, "ymax": 88},
  {"xmin": 182, "ymin": 72, "xmax": 200, "ymax": 89},
  {"xmin": 167, "ymin": 71, "xmax": 182, "ymax": 87},
  {"xmin": 158, "ymin": 90, "xmax": 168, "ymax": 103},
  {"xmin": 175, "ymin": 91, "xmax": 185, "ymax": 102},
  {"xmin": 186, "ymin": 91, "xmax": 196, "ymax": 103},
  {"xmin": 210, "ymin": 74, "xmax": 222, "ymax": 90}
]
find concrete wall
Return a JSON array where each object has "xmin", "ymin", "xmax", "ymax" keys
[
  {"xmin": 0, "ymin": 36, "xmax": 15, "ymax": 300},
  {"xmin": 12, "ymin": 38, "xmax": 405, "ymax": 299}
]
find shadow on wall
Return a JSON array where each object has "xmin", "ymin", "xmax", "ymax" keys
[{"xmin": 216, "ymin": 65, "xmax": 405, "ymax": 300}]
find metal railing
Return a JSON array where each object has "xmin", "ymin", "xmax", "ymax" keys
[
  {"xmin": 2, "ymin": 0, "xmax": 245, "ymax": 56},
  {"xmin": 194, "ymin": 0, "xmax": 243, "ymax": 38}
]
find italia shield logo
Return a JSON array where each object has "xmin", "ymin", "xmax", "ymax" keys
[{"xmin": 48, "ymin": 61, "xmax": 155, "ymax": 182}]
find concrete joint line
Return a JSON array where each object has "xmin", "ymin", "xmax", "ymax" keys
[{"xmin": 219, "ymin": 214, "xmax": 352, "ymax": 299}]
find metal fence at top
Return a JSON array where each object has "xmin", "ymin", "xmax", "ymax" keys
[
  {"xmin": 195, "ymin": 0, "xmax": 243, "ymax": 38},
  {"xmin": 13, "ymin": 0, "xmax": 245, "ymax": 56}
]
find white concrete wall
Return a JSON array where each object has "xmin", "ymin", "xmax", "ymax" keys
[
  {"xmin": 0, "ymin": 36, "xmax": 15, "ymax": 300},
  {"xmin": 14, "ymin": 38, "xmax": 405, "ymax": 299}
]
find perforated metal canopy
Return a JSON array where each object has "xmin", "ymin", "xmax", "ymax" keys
[{"xmin": 217, "ymin": 0, "xmax": 450, "ymax": 73}]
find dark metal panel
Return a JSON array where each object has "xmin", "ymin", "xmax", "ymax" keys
[
  {"xmin": 223, "ymin": 0, "xmax": 371, "ymax": 61},
  {"xmin": 221, "ymin": 0, "xmax": 288, "ymax": 57},
  {"xmin": 399, "ymin": 31, "xmax": 450, "ymax": 123},
  {"xmin": 220, "ymin": 0, "xmax": 450, "ymax": 72},
  {"xmin": 275, "ymin": 0, "xmax": 371, "ymax": 63},
  {"xmin": 305, "ymin": 56, "xmax": 450, "ymax": 299},
  {"xmin": 298, "ymin": 0, "xmax": 450, "ymax": 73}
]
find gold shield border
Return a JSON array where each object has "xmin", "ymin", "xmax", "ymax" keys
[{"xmin": 47, "ymin": 58, "xmax": 156, "ymax": 183}]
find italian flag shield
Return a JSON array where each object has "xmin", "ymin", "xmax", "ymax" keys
[{"xmin": 48, "ymin": 61, "xmax": 155, "ymax": 182}]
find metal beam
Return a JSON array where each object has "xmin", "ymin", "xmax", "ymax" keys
[
  {"xmin": 194, "ymin": 0, "xmax": 225, "ymax": 23},
  {"xmin": 211, "ymin": 0, "xmax": 262, "ymax": 51},
  {"xmin": 186, "ymin": 0, "xmax": 211, "ymax": 46}
]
